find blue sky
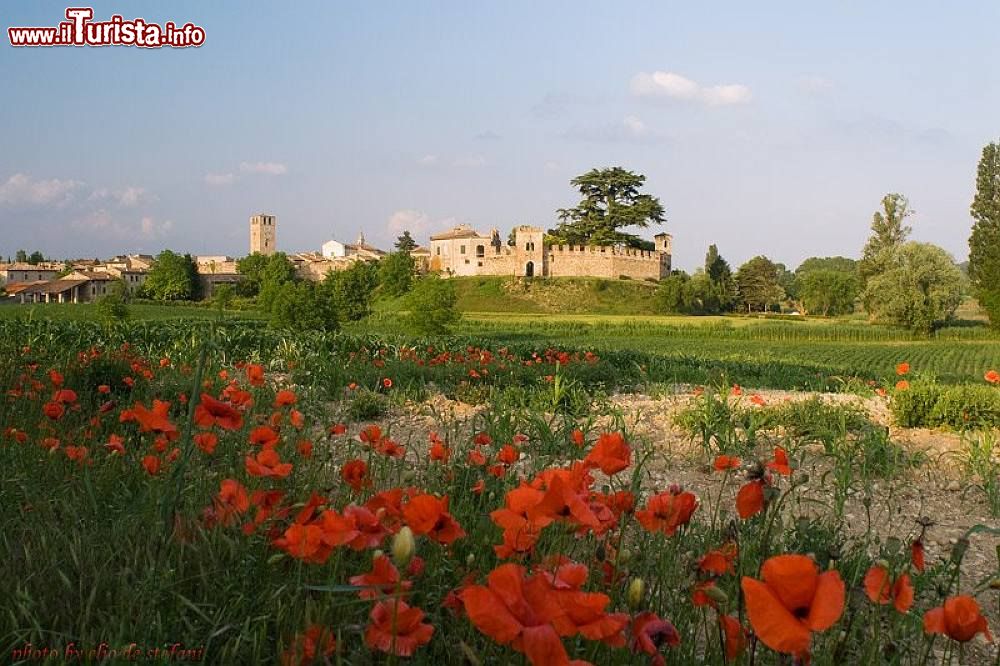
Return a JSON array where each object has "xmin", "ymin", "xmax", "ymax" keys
[{"xmin": 2, "ymin": 1, "xmax": 998, "ymax": 270}]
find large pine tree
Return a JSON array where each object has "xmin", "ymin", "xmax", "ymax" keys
[{"xmin": 968, "ymin": 142, "xmax": 1000, "ymax": 326}]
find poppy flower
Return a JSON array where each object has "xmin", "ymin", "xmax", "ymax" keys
[
  {"xmin": 329, "ymin": 422, "xmax": 347, "ymax": 436},
  {"xmin": 359, "ymin": 424, "xmax": 383, "ymax": 444},
  {"xmin": 296, "ymin": 440, "xmax": 313, "ymax": 458},
  {"xmin": 249, "ymin": 425, "xmax": 280, "ymax": 448},
  {"xmin": 498, "ymin": 444, "xmax": 519, "ymax": 465},
  {"xmin": 863, "ymin": 565, "xmax": 913, "ymax": 613},
  {"xmin": 713, "ymin": 455, "xmax": 740, "ymax": 471},
  {"xmin": 766, "ymin": 447, "xmax": 791, "ymax": 476},
  {"xmin": 986, "ymin": 370, "xmax": 1000, "ymax": 384},
  {"xmin": 289, "ymin": 410, "xmax": 304, "ymax": 429},
  {"xmin": 583, "ymin": 432, "xmax": 631, "ymax": 475},
  {"xmin": 699, "ymin": 542, "xmax": 738, "ymax": 576},
  {"xmin": 719, "ymin": 614, "xmax": 748, "ymax": 660},
  {"xmin": 245, "ymin": 364, "xmax": 265, "ymax": 388},
  {"xmin": 750, "ymin": 394, "xmax": 766, "ymax": 406},
  {"xmin": 281, "ymin": 624, "xmax": 336, "ymax": 666},
  {"xmin": 194, "ymin": 432, "xmax": 218, "ymax": 455},
  {"xmin": 64, "ymin": 445, "xmax": 88, "ymax": 463},
  {"xmin": 896, "ymin": 362, "xmax": 910, "ymax": 376},
  {"xmin": 896, "ymin": 380, "xmax": 910, "ymax": 391},
  {"xmin": 402, "ymin": 494, "xmax": 466, "ymax": 545},
  {"xmin": 54, "ymin": 389, "xmax": 78, "ymax": 404},
  {"xmin": 382, "ymin": 378, "xmax": 393, "ymax": 389},
  {"xmin": 42, "ymin": 401, "xmax": 65, "ymax": 420},
  {"xmin": 923, "ymin": 595, "xmax": 992, "ymax": 643},
  {"xmin": 630, "ymin": 611, "xmax": 680, "ymax": 664},
  {"xmin": 104, "ymin": 434, "xmax": 126, "ymax": 455},
  {"xmin": 97, "ymin": 384, "xmax": 111, "ymax": 394},
  {"xmin": 635, "ymin": 490, "xmax": 698, "ymax": 536},
  {"xmin": 245, "ymin": 448, "xmax": 293, "ymax": 478},
  {"xmin": 741, "ymin": 554, "xmax": 845, "ymax": 657},
  {"xmin": 194, "ymin": 394, "xmax": 244, "ymax": 432},
  {"xmin": 731, "ymin": 384, "xmax": 742, "ymax": 396},
  {"xmin": 364, "ymin": 599, "xmax": 434, "ymax": 657},
  {"xmin": 341, "ymin": 459, "xmax": 370, "ymax": 492},
  {"xmin": 571, "ymin": 429, "xmax": 585, "ymax": 447},
  {"xmin": 274, "ymin": 389, "xmax": 297, "ymax": 407},
  {"xmin": 429, "ymin": 439, "xmax": 450, "ymax": 462},
  {"xmin": 375, "ymin": 437, "xmax": 405, "ymax": 458},
  {"xmin": 473, "ymin": 432, "xmax": 493, "ymax": 447},
  {"xmin": 141, "ymin": 455, "xmax": 162, "ymax": 476},
  {"xmin": 48, "ymin": 369, "xmax": 64, "ymax": 387},
  {"xmin": 911, "ymin": 538, "xmax": 925, "ymax": 572},
  {"xmin": 349, "ymin": 554, "xmax": 412, "ymax": 599},
  {"xmin": 468, "ymin": 449, "xmax": 487, "ymax": 466}
]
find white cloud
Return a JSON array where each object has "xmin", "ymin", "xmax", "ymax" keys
[
  {"xmin": 140, "ymin": 216, "xmax": 174, "ymax": 238},
  {"xmin": 417, "ymin": 154, "xmax": 439, "ymax": 166},
  {"xmin": 623, "ymin": 115, "xmax": 647, "ymax": 136},
  {"xmin": 387, "ymin": 209, "xmax": 431, "ymax": 236},
  {"xmin": 89, "ymin": 186, "xmax": 152, "ymax": 207},
  {"xmin": 239, "ymin": 161, "xmax": 287, "ymax": 175},
  {"xmin": 0, "ymin": 173, "xmax": 82, "ymax": 206},
  {"xmin": 205, "ymin": 172, "xmax": 236, "ymax": 186},
  {"xmin": 630, "ymin": 70, "xmax": 752, "ymax": 106}
]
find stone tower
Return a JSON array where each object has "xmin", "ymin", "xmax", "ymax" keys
[
  {"xmin": 250, "ymin": 214, "xmax": 276, "ymax": 255},
  {"xmin": 654, "ymin": 232, "xmax": 673, "ymax": 276},
  {"xmin": 513, "ymin": 225, "xmax": 545, "ymax": 277}
]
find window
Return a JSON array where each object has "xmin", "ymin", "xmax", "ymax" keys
[
  {"xmin": 436, "ymin": 247, "xmax": 441, "ymax": 256},
  {"xmin": 460, "ymin": 245, "xmax": 466, "ymax": 254},
  {"xmin": 476, "ymin": 245, "xmax": 484, "ymax": 257}
]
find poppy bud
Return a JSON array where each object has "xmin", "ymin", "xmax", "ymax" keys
[
  {"xmin": 466, "ymin": 553, "xmax": 475, "ymax": 567},
  {"xmin": 989, "ymin": 579, "xmax": 1000, "ymax": 590},
  {"xmin": 617, "ymin": 548, "xmax": 633, "ymax": 565},
  {"xmin": 950, "ymin": 538, "xmax": 969, "ymax": 564},
  {"xmin": 392, "ymin": 526, "xmax": 415, "ymax": 568},
  {"xmin": 595, "ymin": 543, "xmax": 606, "ymax": 562},
  {"xmin": 627, "ymin": 578, "xmax": 646, "ymax": 609},
  {"xmin": 267, "ymin": 553, "xmax": 286, "ymax": 565},
  {"xmin": 373, "ymin": 549, "xmax": 385, "ymax": 561},
  {"xmin": 875, "ymin": 558, "xmax": 890, "ymax": 570},
  {"xmin": 704, "ymin": 585, "xmax": 729, "ymax": 606},
  {"xmin": 403, "ymin": 469, "xmax": 415, "ymax": 483}
]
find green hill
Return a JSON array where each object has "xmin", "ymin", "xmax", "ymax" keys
[{"xmin": 449, "ymin": 276, "xmax": 661, "ymax": 315}]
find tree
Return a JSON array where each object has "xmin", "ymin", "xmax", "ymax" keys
[
  {"xmin": 27, "ymin": 251, "xmax": 44, "ymax": 265},
  {"xmin": 395, "ymin": 231, "xmax": 418, "ymax": 253},
  {"xmin": 405, "ymin": 275, "xmax": 459, "ymax": 334},
  {"xmin": 859, "ymin": 194, "xmax": 913, "ymax": 305},
  {"xmin": 143, "ymin": 251, "xmax": 198, "ymax": 301},
  {"xmin": 796, "ymin": 256, "xmax": 858, "ymax": 275},
  {"xmin": 15, "ymin": 250, "xmax": 27, "ymax": 263},
  {"xmin": 864, "ymin": 242, "xmax": 963, "ymax": 333},
  {"xmin": 95, "ymin": 279, "xmax": 129, "ymax": 323},
  {"xmin": 268, "ymin": 281, "xmax": 337, "ymax": 332},
  {"xmin": 655, "ymin": 271, "xmax": 692, "ymax": 314},
  {"xmin": 379, "ymin": 252, "xmax": 416, "ymax": 298},
  {"xmin": 735, "ymin": 256, "xmax": 785, "ymax": 312},
  {"xmin": 323, "ymin": 261, "xmax": 379, "ymax": 322},
  {"xmin": 968, "ymin": 141, "xmax": 1000, "ymax": 326},
  {"xmin": 548, "ymin": 167, "xmax": 665, "ymax": 250},
  {"xmin": 256, "ymin": 253, "xmax": 298, "ymax": 311},
  {"xmin": 235, "ymin": 253, "xmax": 270, "ymax": 297},
  {"xmin": 796, "ymin": 270, "xmax": 859, "ymax": 316},
  {"xmin": 704, "ymin": 245, "xmax": 739, "ymax": 312}
]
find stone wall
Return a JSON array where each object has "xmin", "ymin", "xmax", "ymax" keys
[{"xmin": 546, "ymin": 244, "xmax": 669, "ymax": 280}]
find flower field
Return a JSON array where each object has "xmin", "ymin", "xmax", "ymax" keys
[{"xmin": 3, "ymin": 318, "xmax": 1000, "ymax": 665}]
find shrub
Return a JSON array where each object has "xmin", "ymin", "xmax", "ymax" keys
[
  {"xmin": 346, "ymin": 388, "xmax": 388, "ymax": 421},
  {"xmin": 888, "ymin": 379, "xmax": 943, "ymax": 427},
  {"xmin": 928, "ymin": 384, "xmax": 1000, "ymax": 430},
  {"xmin": 405, "ymin": 275, "xmax": 459, "ymax": 334}
]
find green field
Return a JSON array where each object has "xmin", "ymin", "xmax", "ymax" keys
[{"xmin": 0, "ymin": 302, "xmax": 263, "ymax": 321}]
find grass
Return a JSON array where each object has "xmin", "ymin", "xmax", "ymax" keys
[{"xmin": 0, "ymin": 302, "xmax": 263, "ymax": 322}]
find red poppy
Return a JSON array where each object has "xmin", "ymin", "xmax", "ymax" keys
[
  {"xmin": 498, "ymin": 444, "xmax": 519, "ymax": 465},
  {"xmin": 429, "ymin": 439, "xmax": 450, "ymax": 462},
  {"xmin": 349, "ymin": 554, "xmax": 411, "ymax": 599},
  {"xmin": 296, "ymin": 440, "xmax": 313, "ymax": 458},
  {"xmin": 54, "ymin": 388, "xmax": 78, "ymax": 404},
  {"xmin": 104, "ymin": 434, "xmax": 126, "ymax": 455},
  {"xmin": 737, "ymin": 480, "xmax": 766, "ymax": 519},
  {"xmin": 699, "ymin": 542, "xmax": 738, "ymax": 576},
  {"xmin": 274, "ymin": 389, "xmax": 297, "ymax": 407},
  {"xmin": 289, "ymin": 410, "xmax": 304, "ymax": 429},
  {"xmin": 64, "ymin": 445, "xmax": 88, "ymax": 463},
  {"xmin": 42, "ymin": 401, "xmax": 65, "ymax": 420},
  {"xmin": 863, "ymin": 565, "xmax": 914, "ymax": 613},
  {"xmin": 364, "ymin": 599, "xmax": 434, "ymax": 657},
  {"xmin": 382, "ymin": 378, "xmax": 393, "ymax": 389},
  {"xmin": 246, "ymin": 364, "xmax": 265, "ymax": 388},
  {"xmin": 629, "ymin": 611, "xmax": 679, "ymax": 664},
  {"xmin": 986, "ymin": 370, "xmax": 1000, "ymax": 384},
  {"xmin": 97, "ymin": 384, "xmax": 111, "ymax": 394},
  {"xmin": 359, "ymin": 424, "xmax": 383, "ymax": 444},
  {"xmin": 329, "ymin": 422, "xmax": 347, "ymax": 435},
  {"xmin": 341, "ymin": 459, "xmax": 370, "ymax": 492},
  {"xmin": 194, "ymin": 432, "xmax": 218, "ymax": 455},
  {"xmin": 896, "ymin": 362, "xmax": 910, "ymax": 376},
  {"xmin": 141, "ymin": 455, "xmax": 162, "ymax": 476},
  {"xmin": 403, "ymin": 494, "xmax": 466, "ymax": 545},
  {"xmin": 571, "ymin": 429, "xmax": 585, "ymax": 447},
  {"xmin": 48, "ymin": 369, "xmax": 64, "ymax": 387},
  {"xmin": 635, "ymin": 490, "xmax": 697, "ymax": 536},
  {"xmin": 281, "ymin": 624, "xmax": 336, "ymax": 666},
  {"xmin": 896, "ymin": 380, "xmax": 910, "ymax": 391},
  {"xmin": 194, "ymin": 394, "xmax": 244, "ymax": 432},
  {"xmin": 766, "ymin": 447, "xmax": 791, "ymax": 476},
  {"xmin": 731, "ymin": 384, "xmax": 742, "ymax": 396},
  {"xmin": 583, "ymin": 432, "xmax": 631, "ymax": 475},
  {"xmin": 750, "ymin": 394, "xmax": 766, "ymax": 406},
  {"xmin": 923, "ymin": 595, "xmax": 993, "ymax": 643},
  {"xmin": 741, "ymin": 554, "xmax": 845, "ymax": 657},
  {"xmin": 720, "ymin": 614, "xmax": 748, "ymax": 660},
  {"xmin": 713, "ymin": 455, "xmax": 740, "ymax": 471},
  {"xmin": 245, "ymin": 448, "xmax": 293, "ymax": 478},
  {"xmin": 473, "ymin": 432, "xmax": 493, "ymax": 446},
  {"xmin": 468, "ymin": 449, "xmax": 487, "ymax": 466},
  {"xmin": 911, "ymin": 538, "xmax": 925, "ymax": 572},
  {"xmin": 249, "ymin": 425, "xmax": 280, "ymax": 448}
]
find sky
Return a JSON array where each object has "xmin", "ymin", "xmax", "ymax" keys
[{"xmin": 1, "ymin": 1, "xmax": 998, "ymax": 271}]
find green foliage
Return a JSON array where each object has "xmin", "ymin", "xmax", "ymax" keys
[
  {"xmin": 345, "ymin": 388, "xmax": 388, "ymax": 421},
  {"xmin": 142, "ymin": 250, "xmax": 199, "ymax": 301},
  {"xmin": 735, "ymin": 255, "xmax": 785, "ymax": 312},
  {"xmin": 890, "ymin": 378, "xmax": 1000, "ymax": 429},
  {"xmin": 863, "ymin": 242, "xmax": 964, "ymax": 333},
  {"xmin": 378, "ymin": 251, "xmax": 416, "ymax": 298},
  {"xmin": 94, "ymin": 280, "xmax": 129, "ymax": 324},
  {"xmin": 859, "ymin": 193, "xmax": 913, "ymax": 307},
  {"xmin": 795, "ymin": 269, "xmax": 859, "ymax": 316},
  {"xmin": 703, "ymin": 245, "xmax": 738, "ymax": 312},
  {"xmin": 254, "ymin": 253, "xmax": 298, "ymax": 310},
  {"xmin": 323, "ymin": 261, "xmax": 379, "ymax": 322},
  {"xmin": 959, "ymin": 432, "xmax": 1000, "ymax": 516},
  {"xmin": 267, "ymin": 281, "xmax": 337, "ymax": 332},
  {"xmin": 796, "ymin": 256, "xmax": 858, "ymax": 275},
  {"xmin": 968, "ymin": 141, "xmax": 1000, "ymax": 327},
  {"xmin": 548, "ymin": 167, "xmax": 665, "ymax": 249},
  {"xmin": 212, "ymin": 283, "xmax": 234, "ymax": 311},
  {"xmin": 395, "ymin": 230, "xmax": 418, "ymax": 253},
  {"xmin": 405, "ymin": 275, "xmax": 459, "ymax": 334},
  {"xmin": 655, "ymin": 271, "xmax": 692, "ymax": 313}
]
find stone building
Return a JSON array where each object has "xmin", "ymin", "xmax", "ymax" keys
[
  {"xmin": 249, "ymin": 213, "xmax": 277, "ymax": 255},
  {"xmin": 429, "ymin": 224, "xmax": 672, "ymax": 280}
]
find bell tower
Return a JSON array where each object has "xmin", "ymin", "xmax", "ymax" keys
[{"xmin": 250, "ymin": 213, "xmax": 276, "ymax": 255}]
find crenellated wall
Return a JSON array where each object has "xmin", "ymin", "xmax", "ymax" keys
[{"xmin": 546, "ymin": 244, "xmax": 670, "ymax": 280}]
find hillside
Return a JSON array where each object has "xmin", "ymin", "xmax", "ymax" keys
[{"xmin": 449, "ymin": 276, "xmax": 661, "ymax": 315}]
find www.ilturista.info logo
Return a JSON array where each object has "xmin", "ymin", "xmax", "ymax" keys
[{"xmin": 8, "ymin": 7, "xmax": 205, "ymax": 48}]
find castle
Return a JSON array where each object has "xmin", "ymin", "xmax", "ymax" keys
[{"xmin": 428, "ymin": 224, "xmax": 672, "ymax": 281}]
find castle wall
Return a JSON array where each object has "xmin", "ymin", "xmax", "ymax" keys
[{"xmin": 546, "ymin": 245, "xmax": 669, "ymax": 280}]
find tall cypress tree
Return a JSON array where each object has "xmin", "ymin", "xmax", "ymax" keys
[{"xmin": 968, "ymin": 142, "xmax": 1000, "ymax": 326}]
